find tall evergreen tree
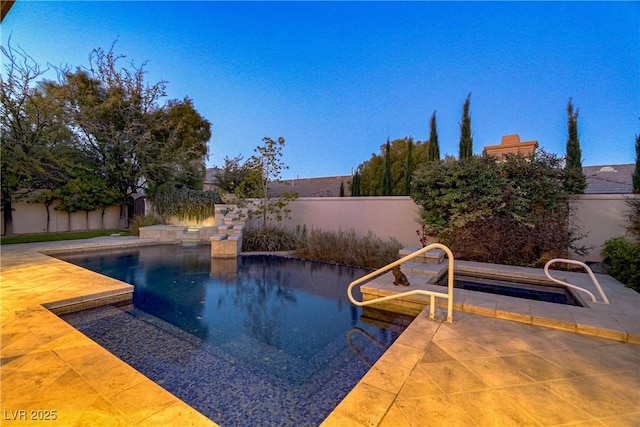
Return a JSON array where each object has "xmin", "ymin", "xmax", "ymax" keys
[
  {"xmin": 458, "ymin": 93, "xmax": 473, "ymax": 159},
  {"xmin": 564, "ymin": 98, "xmax": 587, "ymax": 194},
  {"xmin": 427, "ymin": 110, "xmax": 440, "ymax": 161},
  {"xmin": 403, "ymin": 138, "xmax": 414, "ymax": 195},
  {"xmin": 382, "ymin": 139, "xmax": 393, "ymax": 195},
  {"xmin": 633, "ymin": 133, "xmax": 640, "ymax": 194},
  {"xmin": 351, "ymin": 172, "xmax": 361, "ymax": 196}
]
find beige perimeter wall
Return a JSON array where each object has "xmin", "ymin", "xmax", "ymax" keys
[
  {"xmin": 266, "ymin": 196, "xmax": 426, "ymax": 249},
  {"xmin": 570, "ymin": 194, "xmax": 638, "ymax": 262},
  {"xmin": 270, "ymin": 195, "xmax": 636, "ymax": 263},
  {"xmin": 5, "ymin": 194, "xmax": 636, "ymax": 263},
  {"xmin": 1, "ymin": 201, "xmax": 121, "ymax": 234}
]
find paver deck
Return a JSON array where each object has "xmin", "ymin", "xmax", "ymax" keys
[{"xmin": 2, "ymin": 237, "xmax": 639, "ymax": 426}]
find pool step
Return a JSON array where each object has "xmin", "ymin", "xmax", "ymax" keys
[
  {"xmin": 399, "ymin": 247, "xmax": 445, "ymax": 265},
  {"xmin": 400, "ymin": 261, "xmax": 448, "ymax": 282}
]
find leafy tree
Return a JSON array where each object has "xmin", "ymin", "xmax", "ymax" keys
[
  {"xmin": 427, "ymin": 110, "xmax": 440, "ymax": 162},
  {"xmin": 65, "ymin": 170, "xmax": 120, "ymax": 229},
  {"xmin": 246, "ymin": 136, "xmax": 297, "ymax": 228},
  {"xmin": 382, "ymin": 139, "xmax": 393, "ymax": 195},
  {"xmin": 0, "ymin": 41, "xmax": 72, "ymax": 235},
  {"xmin": 214, "ymin": 155, "xmax": 259, "ymax": 196},
  {"xmin": 564, "ymin": 98, "xmax": 587, "ymax": 194},
  {"xmin": 355, "ymin": 137, "xmax": 429, "ymax": 195},
  {"xmin": 58, "ymin": 44, "xmax": 210, "ymax": 228},
  {"xmin": 411, "ymin": 150, "xmax": 587, "ymax": 266},
  {"xmin": 633, "ymin": 133, "xmax": 640, "ymax": 194},
  {"xmin": 458, "ymin": 93, "xmax": 473, "ymax": 159},
  {"xmin": 145, "ymin": 97, "xmax": 211, "ymax": 195}
]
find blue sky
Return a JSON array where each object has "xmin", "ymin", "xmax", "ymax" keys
[{"xmin": 2, "ymin": 1, "xmax": 638, "ymax": 179}]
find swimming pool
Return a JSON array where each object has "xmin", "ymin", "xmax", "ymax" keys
[{"xmin": 57, "ymin": 245, "xmax": 412, "ymax": 426}]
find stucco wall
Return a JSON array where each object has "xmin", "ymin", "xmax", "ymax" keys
[
  {"xmin": 1, "ymin": 201, "xmax": 121, "ymax": 234},
  {"xmin": 269, "ymin": 195, "xmax": 635, "ymax": 262},
  {"xmin": 6, "ymin": 194, "xmax": 635, "ymax": 264},
  {"xmin": 267, "ymin": 196, "xmax": 424, "ymax": 248},
  {"xmin": 570, "ymin": 194, "xmax": 637, "ymax": 262}
]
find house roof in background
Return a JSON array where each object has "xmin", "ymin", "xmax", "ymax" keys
[
  {"xmin": 204, "ymin": 163, "xmax": 635, "ymax": 197},
  {"xmin": 583, "ymin": 164, "xmax": 634, "ymax": 194},
  {"xmin": 267, "ymin": 175, "xmax": 351, "ymax": 197}
]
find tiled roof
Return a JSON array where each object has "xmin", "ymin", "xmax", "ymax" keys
[
  {"xmin": 583, "ymin": 164, "xmax": 634, "ymax": 194},
  {"xmin": 205, "ymin": 164, "xmax": 636, "ymax": 197},
  {"xmin": 267, "ymin": 175, "xmax": 352, "ymax": 197}
]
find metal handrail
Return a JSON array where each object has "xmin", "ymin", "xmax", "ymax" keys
[
  {"xmin": 544, "ymin": 258, "xmax": 610, "ymax": 304},
  {"xmin": 347, "ymin": 243, "xmax": 455, "ymax": 323}
]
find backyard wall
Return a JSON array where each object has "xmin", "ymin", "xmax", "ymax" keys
[
  {"xmin": 1, "ymin": 200, "xmax": 120, "ymax": 234},
  {"xmin": 267, "ymin": 195, "xmax": 635, "ymax": 263},
  {"xmin": 266, "ymin": 196, "xmax": 424, "ymax": 248},
  {"xmin": 5, "ymin": 194, "xmax": 635, "ymax": 263},
  {"xmin": 570, "ymin": 194, "xmax": 638, "ymax": 262}
]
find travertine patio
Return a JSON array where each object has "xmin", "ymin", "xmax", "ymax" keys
[{"xmin": 1, "ymin": 237, "xmax": 639, "ymax": 426}]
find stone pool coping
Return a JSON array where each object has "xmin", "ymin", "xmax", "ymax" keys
[{"xmin": 2, "ymin": 237, "xmax": 639, "ymax": 426}]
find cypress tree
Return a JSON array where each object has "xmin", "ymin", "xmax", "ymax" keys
[
  {"xmin": 633, "ymin": 133, "xmax": 640, "ymax": 194},
  {"xmin": 458, "ymin": 93, "xmax": 473, "ymax": 159},
  {"xmin": 351, "ymin": 172, "xmax": 360, "ymax": 196},
  {"xmin": 403, "ymin": 138, "xmax": 414, "ymax": 195},
  {"xmin": 339, "ymin": 181, "xmax": 345, "ymax": 197},
  {"xmin": 428, "ymin": 110, "xmax": 440, "ymax": 161},
  {"xmin": 382, "ymin": 139, "xmax": 393, "ymax": 195},
  {"xmin": 564, "ymin": 98, "xmax": 587, "ymax": 194}
]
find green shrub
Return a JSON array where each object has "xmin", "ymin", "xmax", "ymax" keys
[
  {"xmin": 295, "ymin": 229, "xmax": 401, "ymax": 269},
  {"xmin": 129, "ymin": 214, "xmax": 160, "ymax": 236},
  {"xmin": 242, "ymin": 225, "xmax": 300, "ymax": 252},
  {"xmin": 152, "ymin": 187, "xmax": 221, "ymax": 221},
  {"xmin": 625, "ymin": 197, "xmax": 640, "ymax": 240},
  {"xmin": 411, "ymin": 150, "xmax": 587, "ymax": 266},
  {"xmin": 602, "ymin": 237, "xmax": 640, "ymax": 292}
]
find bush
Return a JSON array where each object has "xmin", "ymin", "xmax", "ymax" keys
[
  {"xmin": 242, "ymin": 225, "xmax": 300, "ymax": 252},
  {"xmin": 625, "ymin": 197, "xmax": 640, "ymax": 240},
  {"xmin": 295, "ymin": 228, "xmax": 401, "ymax": 269},
  {"xmin": 411, "ymin": 150, "xmax": 587, "ymax": 266},
  {"xmin": 602, "ymin": 237, "xmax": 640, "ymax": 292},
  {"xmin": 129, "ymin": 214, "xmax": 160, "ymax": 236}
]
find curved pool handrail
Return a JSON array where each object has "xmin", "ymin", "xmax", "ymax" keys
[
  {"xmin": 347, "ymin": 243, "xmax": 455, "ymax": 323},
  {"xmin": 544, "ymin": 258, "xmax": 609, "ymax": 304}
]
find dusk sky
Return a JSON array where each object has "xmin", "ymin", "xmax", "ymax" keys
[{"xmin": 2, "ymin": 1, "xmax": 638, "ymax": 179}]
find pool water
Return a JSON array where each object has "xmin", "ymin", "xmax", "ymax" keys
[
  {"xmin": 449, "ymin": 275, "xmax": 583, "ymax": 306},
  {"xmin": 57, "ymin": 245, "xmax": 412, "ymax": 426}
]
